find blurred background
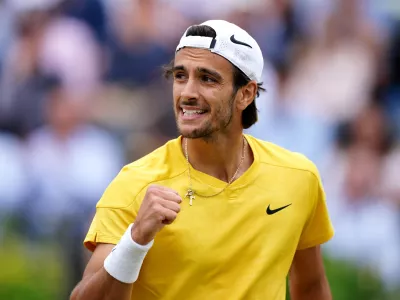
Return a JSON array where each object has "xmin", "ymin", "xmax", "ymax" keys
[{"xmin": 0, "ymin": 0, "xmax": 399, "ymax": 299}]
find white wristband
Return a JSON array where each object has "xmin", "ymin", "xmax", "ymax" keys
[{"xmin": 104, "ymin": 224, "xmax": 154, "ymax": 284}]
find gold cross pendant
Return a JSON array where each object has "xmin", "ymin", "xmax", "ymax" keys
[{"xmin": 185, "ymin": 189, "xmax": 195, "ymax": 206}]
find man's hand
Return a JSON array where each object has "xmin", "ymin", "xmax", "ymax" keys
[
  {"xmin": 71, "ymin": 185, "xmax": 181, "ymax": 300},
  {"xmin": 131, "ymin": 185, "xmax": 182, "ymax": 245}
]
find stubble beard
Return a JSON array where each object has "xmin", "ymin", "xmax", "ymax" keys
[{"xmin": 176, "ymin": 96, "xmax": 235, "ymax": 142}]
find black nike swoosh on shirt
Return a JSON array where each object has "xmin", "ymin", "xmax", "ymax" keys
[
  {"xmin": 266, "ymin": 204, "xmax": 292, "ymax": 215},
  {"xmin": 230, "ymin": 35, "xmax": 253, "ymax": 49}
]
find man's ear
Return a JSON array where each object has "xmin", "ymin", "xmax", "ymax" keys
[{"xmin": 236, "ymin": 81, "xmax": 257, "ymax": 111}]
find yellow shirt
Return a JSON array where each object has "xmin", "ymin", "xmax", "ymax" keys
[{"xmin": 84, "ymin": 135, "xmax": 334, "ymax": 300}]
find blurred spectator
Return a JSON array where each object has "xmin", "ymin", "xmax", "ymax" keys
[
  {"xmin": 284, "ymin": 0, "xmax": 382, "ymax": 123},
  {"xmin": 23, "ymin": 78, "xmax": 123, "ymax": 236},
  {"xmin": 104, "ymin": 0, "xmax": 189, "ymax": 86},
  {"xmin": 247, "ymin": 0, "xmax": 303, "ymax": 67},
  {"xmin": 61, "ymin": 0, "xmax": 107, "ymax": 44},
  {"xmin": 322, "ymin": 102, "xmax": 400, "ymax": 289},
  {"xmin": 21, "ymin": 79, "xmax": 124, "ymax": 294},
  {"xmin": 0, "ymin": 3, "xmax": 102, "ymax": 137},
  {"xmin": 247, "ymin": 61, "xmax": 334, "ymax": 167},
  {"xmin": 39, "ymin": 15, "xmax": 102, "ymax": 91},
  {"xmin": 0, "ymin": 9, "xmax": 52, "ymax": 137}
]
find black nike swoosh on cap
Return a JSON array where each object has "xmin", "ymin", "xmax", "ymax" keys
[
  {"xmin": 230, "ymin": 35, "xmax": 253, "ymax": 49},
  {"xmin": 266, "ymin": 203, "xmax": 292, "ymax": 215}
]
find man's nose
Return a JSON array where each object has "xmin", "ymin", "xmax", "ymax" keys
[{"xmin": 180, "ymin": 77, "xmax": 199, "ymax": 101}]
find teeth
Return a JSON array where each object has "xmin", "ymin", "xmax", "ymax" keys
[{"xmin": 183, "ymin": 109, "xmax": 204, "ymax": 115}]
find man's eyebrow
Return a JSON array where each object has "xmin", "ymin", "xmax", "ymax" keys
[
  {"xmin": 172, "ymin": 65, "xmax": 186, "ymax": 72},
  {"xmin": 172, "ymin": 65, "xmax": 223, "ymax": 81},
  {"xmin": 197, "ymin": 67, "xmax": 222, "ymax": 81}
]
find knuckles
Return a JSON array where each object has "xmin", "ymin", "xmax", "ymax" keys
[{"xmin": 147, "ymin": 185, "xmax": 160, "ymax": 195}]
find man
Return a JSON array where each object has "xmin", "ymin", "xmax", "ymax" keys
[{"xmin": 71, "ymin": 20, "xmax": 334, "ymax": 300}]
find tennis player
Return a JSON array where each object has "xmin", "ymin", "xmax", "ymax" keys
[{"xmin": 71, "ymin": 20, "xmax": 334, "ymax": 300}]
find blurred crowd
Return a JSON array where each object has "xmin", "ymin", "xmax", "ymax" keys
[{"xmin": 0, "ymin": 0, "xmax": 399, "ymax": 296}]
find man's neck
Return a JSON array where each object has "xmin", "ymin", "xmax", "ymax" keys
[{"xmin": 183, "ymin": 132, "xmax": 252, "ymax": 183}]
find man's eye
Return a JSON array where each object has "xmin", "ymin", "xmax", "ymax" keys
[
  {"xmin": 202, "ymin": 75, "xmax": 216, "ymax": 83},
  {"xmin": 174, "ymin": 73, "xmax": 186, "ymax": 80}
]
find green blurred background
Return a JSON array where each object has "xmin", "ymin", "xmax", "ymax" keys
[{"xmin": 1, "ymin": 227, "xmax": 399, "ymax": 299}]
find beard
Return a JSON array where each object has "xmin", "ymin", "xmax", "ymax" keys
[{"xmin": 176, "ymin": 95, "xmax": 235, "ymax": 140}]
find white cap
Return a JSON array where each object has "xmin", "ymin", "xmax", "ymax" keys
[{"xmin": 176, "ymin": 20, "xmax": 264, "ymax": 82}]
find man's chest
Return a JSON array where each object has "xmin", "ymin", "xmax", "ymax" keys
[{"xmin": 139, "ymin": 177, "xmax": 310, "ymax": 268}]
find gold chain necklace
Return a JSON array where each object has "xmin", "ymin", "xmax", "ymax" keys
[{"xmin": 184, "ymin": 136, "xmax": 247, "ymax": 205}]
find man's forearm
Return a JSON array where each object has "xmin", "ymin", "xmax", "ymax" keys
[
  {"xmin": 290, "ymin": 277, "xmax": 332, "ymax": 300},
  {"xmin": 70, "ymin": 267, "xmax": 133, "ymax": 300}
]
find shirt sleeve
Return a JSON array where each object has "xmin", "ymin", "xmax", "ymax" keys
[
  {"xmin": 297, "ymin": 170, "xmax": 335, "ymax": 250},
  {"xmin": 84, "ymin": 168, "xmax": 142, "ymax": 252}
]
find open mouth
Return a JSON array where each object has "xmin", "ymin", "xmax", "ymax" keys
[
  {"xmin": 179, "ymin": 107, "xmax": 209, "ymax": 121},
  {"xmin": 182, "ymin": 109, "xmax": 207, "ymax": 116}
]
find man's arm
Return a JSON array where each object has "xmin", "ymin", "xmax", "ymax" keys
[
  {"xmin": 70, "ymin": 185, "xmax": 182, "ymax": 300},
  {"xmin": 70, "ymin": 244, "xmax": 133, "ymax": 300},
  {"xmin": 289, "ymin": 245, "xmax": 332, "ymax": 300}
]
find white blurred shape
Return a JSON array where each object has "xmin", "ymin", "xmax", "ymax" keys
[
  {"xmin": 8, "ymin": 0, "xmax": 62, "ymax": 13},
  {"xmin": 0, "ymin": 133, "xmax": 27, "ymax": 211},
  {"xmin": 39, "ymin": 17, "xmax": 101, "ymax": 92}
]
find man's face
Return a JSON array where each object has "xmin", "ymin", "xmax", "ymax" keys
[{"xmin": 172, "ymin": 48, "xmax": 238, "ymax": 139}]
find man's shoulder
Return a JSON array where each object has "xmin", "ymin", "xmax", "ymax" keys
[
  {"xmin": 248, "ymin": 135, "xmax": 319, "ymax": 178},
  {"xmin": 122, "ymin": 137, "xmax": 186, "ymax": 182},
  {"xmin": 97, "ymin": 137, "xmax": 186, "ymax": 208}
]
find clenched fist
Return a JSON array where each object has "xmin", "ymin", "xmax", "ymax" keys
[{"xmin": 131, "ymin": 185, "xmax": 182, "ymax": 245}]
